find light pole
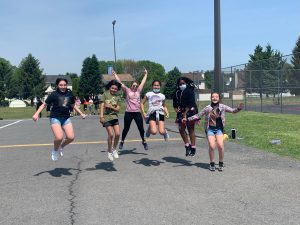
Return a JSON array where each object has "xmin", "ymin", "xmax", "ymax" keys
[{"xmin": 112, "ymin": 20, "xmax": 117, "ymax": 63}]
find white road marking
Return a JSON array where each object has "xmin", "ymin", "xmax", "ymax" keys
[{"xmin": 0, "ymin": 120, "xmax": 23, "ymax": 129}]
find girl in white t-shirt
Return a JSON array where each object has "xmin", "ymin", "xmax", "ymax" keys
[{"xmin": 141, "ymin": 80, "xmax": 170, "ymax": 141}]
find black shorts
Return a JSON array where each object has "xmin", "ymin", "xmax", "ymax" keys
[
  {"xmin": 147, "ymin": 112, "xmax": 164, "ymax": 124},
  {"xmin": 175, "ymin": 107, "xmax": 198, "ymax": 124},
  {"xmin": 103, "ymin": 119, "xmax": 119, "ymax": 127}
]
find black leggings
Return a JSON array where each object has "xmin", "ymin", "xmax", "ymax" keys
[{"xmin": 122, "ymin": 112, "xmax": 145, "ymax": 142}]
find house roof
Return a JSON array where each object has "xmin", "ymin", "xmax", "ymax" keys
[
  {"xmin": 182, "ymin": 72, "xmax": 205, "ymax": 82},
  {"xmin": 102, "ymin": 74, "xmax": 134, "ymax": 82},
  {"xmin": 45, "ymin": 75, "xmax": 72, "ymax": 85}
]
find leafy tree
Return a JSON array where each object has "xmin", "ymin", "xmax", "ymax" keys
[
  {"xmin": 164, "ymin": 67, "xmax": 181, "ymax": 99},
  {"xmin": 204, "ymin": 70, "xmax": 213, "ymax": 90},
  {"xmin": 79, "ymin": 54, "xmax": 103, "ymax": 96},
  {"xmin": 245, "ymin": 44, "xmax": 286, "ymax": 97},
  {"xmin": 17, "ymin": 54, "xmax": 45, "ymax": 104},
  {"xmin": 289, "ymin": 37, "xmax": 300, "ymax": 95},
  {"xmin": 137, "ymin": 60, "xmax": 166, "ymax": 96},
  {"xmin": 0, "ymin": 58, "xmax": 13, "ymax": 103}
]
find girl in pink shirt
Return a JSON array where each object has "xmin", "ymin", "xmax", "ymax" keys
[{"xmin": 113, "ymin": 69, "xmax": 149, "ymax": 150}]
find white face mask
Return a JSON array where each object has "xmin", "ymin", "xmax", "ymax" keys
[{"xmin": 179, "ymin": 84, "xmax": 187, "ymax": 91}]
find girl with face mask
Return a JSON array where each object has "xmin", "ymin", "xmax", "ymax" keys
[
  {"xmin": 187, "ymin": 92, "xmax": 244, "ymax": 172},
  {"xmin": 141, "ymin": 80, "xmax": 170, "ymax": 142},
  {"xmin": 173, "ymin": 77, "xmax": 198, "ymax": 157},
  {"xmin": 113, "ymin": 69, "xmax": 149, "ymax": 150}
]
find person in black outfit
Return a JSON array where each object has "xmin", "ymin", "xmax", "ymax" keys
[
  {"xmin": 33, "ymin": 78, "xmax": 86, "ymax": 161},
  {"xmin": 173, "ymin": 77, "xmax": 198, "ymax": 157},
  {"xmin": 35, "ymin": 97, "xmax": 43, "ymax": 118}
]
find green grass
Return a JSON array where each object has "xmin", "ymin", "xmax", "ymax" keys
[
  {"xmin": 224, "ymin": 111, "xmax": 300, "ymax": 161},
  {"xmin": 0, "ymin": 107, "xmax": 36, "ymax": 119},
  {"xmin": 1, "ymin": 102, "xmax": 299, "ymax": 161},
  {"xmin": 165, "ymin": 101, "xmax": 300, "ymax": 161}
]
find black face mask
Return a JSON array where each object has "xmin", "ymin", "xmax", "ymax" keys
[{"xmin": 211, "ymin": 102, "xmax": 219, "ymax": 107}]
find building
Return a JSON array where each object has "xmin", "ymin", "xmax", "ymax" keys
[
  {"xmin": 181, "ymin": 72, "xmax": 205, "ymax": 89},
  {"xmin": 102, "ymin": 73, "xmax": 134, "ymax": 83},
  {"xmin": 44, "ymin": 75, "xmax": 73, "ymax": 95}
]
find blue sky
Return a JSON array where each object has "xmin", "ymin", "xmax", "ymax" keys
[{"xmin": 1, "ymin": 0, "xmax": 299, "ymax": 75}]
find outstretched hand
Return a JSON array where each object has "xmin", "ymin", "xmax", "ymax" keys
[{"xmin": 238, "ymin": 103, "xmax": 244, "ymax": 109}]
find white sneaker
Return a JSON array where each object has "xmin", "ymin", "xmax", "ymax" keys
[
  {"xmin": 59, "ymin": 147, "xmax": 64, "ymax": 157},
  {"xmin": 51, "ymin": 150, "xmax": 59, "ymax": 161},
  {"xmin": 112, "ymin": 149, "xmax": 119, "ymax": 159},
  {"xmin": 107, "ymin": 152, "xmax": 114, "ymax": 161}
]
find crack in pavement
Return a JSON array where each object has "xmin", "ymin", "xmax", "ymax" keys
[{"xmin": 67, "ymin": 158, "xmax": 83, "ymax": 225}]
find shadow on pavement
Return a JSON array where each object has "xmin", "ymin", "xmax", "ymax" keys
[
  {"xmin": 34, "ymin": 168, "xmax": 81, "ymax": 177},
  {"xmin": 162, "ymin": 156, "xmax": 209, "ymax": 170},
  {"xmin": 133, "ymin": 158, "xmax": 164, "ymax": 167},
  {"xmin": 85, "ymin": 162, "xmax": 117, "ymax": 172},
  {"xmin": 119, "ymin": 148, "xmax": 148, "ymax": 156}
]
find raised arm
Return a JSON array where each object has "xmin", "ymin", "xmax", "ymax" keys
[
  {"xmin": 139, "ymin": 68, "xmax": 148, "ymax": 90},
  {"xmin": 112, "ymin": 70, "xmax": 126, "ymax": 88},
  {"xmin": 224, "ymin": 103, "xmax": 244, "ymax": 113}
]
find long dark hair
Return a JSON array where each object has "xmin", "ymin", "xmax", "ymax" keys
[
  {"xmin": 105, "ymin": 79, "xmax": 121, "ymax": 90},
  {"xmin": 176, "ymin": 77, "xmax": 195, "ymax": 90},
  {"xmin": 55, "ymin": 78, "xmax": 68, "ymax": 86},
  {"xmin": 152, "ymin": 80, "xmax": 161, "ymax": 86}
]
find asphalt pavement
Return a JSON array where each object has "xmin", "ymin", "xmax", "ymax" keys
[{"xmin": 0, "ymin": 115, "xmax": 299, "ymax": 225}]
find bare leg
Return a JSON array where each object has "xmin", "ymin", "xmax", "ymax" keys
[
  {"xmin": 61, "ymin": 123, "xmax": 75, "ymax": 149},
  {"xmin": 112, "ymin": 125, "xmax": 120, "ymax": 149},
  {"xmin": 179, "ymin": 123, "xmax": 189, "ymax": 144},
  {"xmin": 105, "ymin": 126, "xmax": 114, "ymax": 152},
  {"xmin": 207, "ymin": 135, "xmax": 217, "ymax": 163},
  {"xmin": 149, "ymin": 120, "xmax": 158, "ymax": 135},
  {"xmin": 50, "ymin": 124, "xmax": 64, "ymax": 150},
  {"xmin": 215, "ymin": 134, "xmax": 224, "ymax": 162},
  {"xmin": 158, "ymin": 121, "xmax": 165, "ymax": 135}
]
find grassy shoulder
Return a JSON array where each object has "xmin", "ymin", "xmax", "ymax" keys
[
  {"xmin": 224, "ymin": 111, "xmax": 300, "ymax": 161},
  {"xmin": 1, "ymin": 103, "xmax": 299, "ymax": 161}
]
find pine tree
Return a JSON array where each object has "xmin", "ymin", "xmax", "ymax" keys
[
  {"xmin": 17, "ymin": 54, "xmax": 45, "ymax": 103},
  {"xmin": 79, "ymin": 54, "xmax": 103, "ymax": 97},
  {"xmin": 289, "ymin": 36, "xmax": 300, "ymax": 95},
  {"xmin": 164, "ymin": 67, "xmax": 181, "ymax": 99}
]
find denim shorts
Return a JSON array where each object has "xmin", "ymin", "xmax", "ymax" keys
[
  {"xmin": 50, "ymin": 117, "xmax": 72, "ymax": 126},
  {"xmin": 207, "ymin": 126, "xmax": 223, "ymax": 136}
]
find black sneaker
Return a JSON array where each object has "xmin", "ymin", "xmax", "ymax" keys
[
  {"xmin": 209, "ymin": 162, "xmax": 215, "ymax": 171},
  {"xmin": 119, "ymin": 141, "xmax": 124, "ymax": 150},
  {"xmin": 218, "ymin": 162, "xmax": 224, "ymax": 171},
  {"xmin": 142, "ymin": 141, "xmax": 148, "ymax": 150},
  {"xmin": 190, "ymin": 147, "xmax": 196, "ymax": 157},
  {"xmin": 185, "ymin": 145, "xmax": 191, "ymax": 157}
]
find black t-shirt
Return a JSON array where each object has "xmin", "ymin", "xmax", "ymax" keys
[{"xmin": 45, "ymin": 90, "xmax": 75, "ymax": 118}]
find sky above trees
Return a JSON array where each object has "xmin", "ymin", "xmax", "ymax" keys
[{"xmin": 1, "ymin": 0, "xmax": 300, "ymax": 75}]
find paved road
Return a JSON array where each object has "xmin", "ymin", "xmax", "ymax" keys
[{"xmin": 0, "ymin": 116, "xmax": 299, "ymax": 225}]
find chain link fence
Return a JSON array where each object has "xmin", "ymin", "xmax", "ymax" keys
[{"xmin": 218, "ymin": 53, "xmax": 300, "ymax": 114}]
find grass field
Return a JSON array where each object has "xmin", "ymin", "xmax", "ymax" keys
[{"xmin": 1, "ymin": 103, "xmax": 299, "ymax": 161}]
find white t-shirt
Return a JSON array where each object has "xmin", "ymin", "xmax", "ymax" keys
[{"xmin": 145, "ymin": 91, "xmax": 165, "ymax": 113}]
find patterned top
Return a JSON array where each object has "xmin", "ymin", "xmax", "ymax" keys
[{"xmin": 188, "ymin": 103, "xmax": 241, "ymax": 130}]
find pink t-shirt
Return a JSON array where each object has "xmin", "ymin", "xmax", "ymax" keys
[{"xmin": 123, "ymin": 86, "xmax": 142, "ymax": 112}]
